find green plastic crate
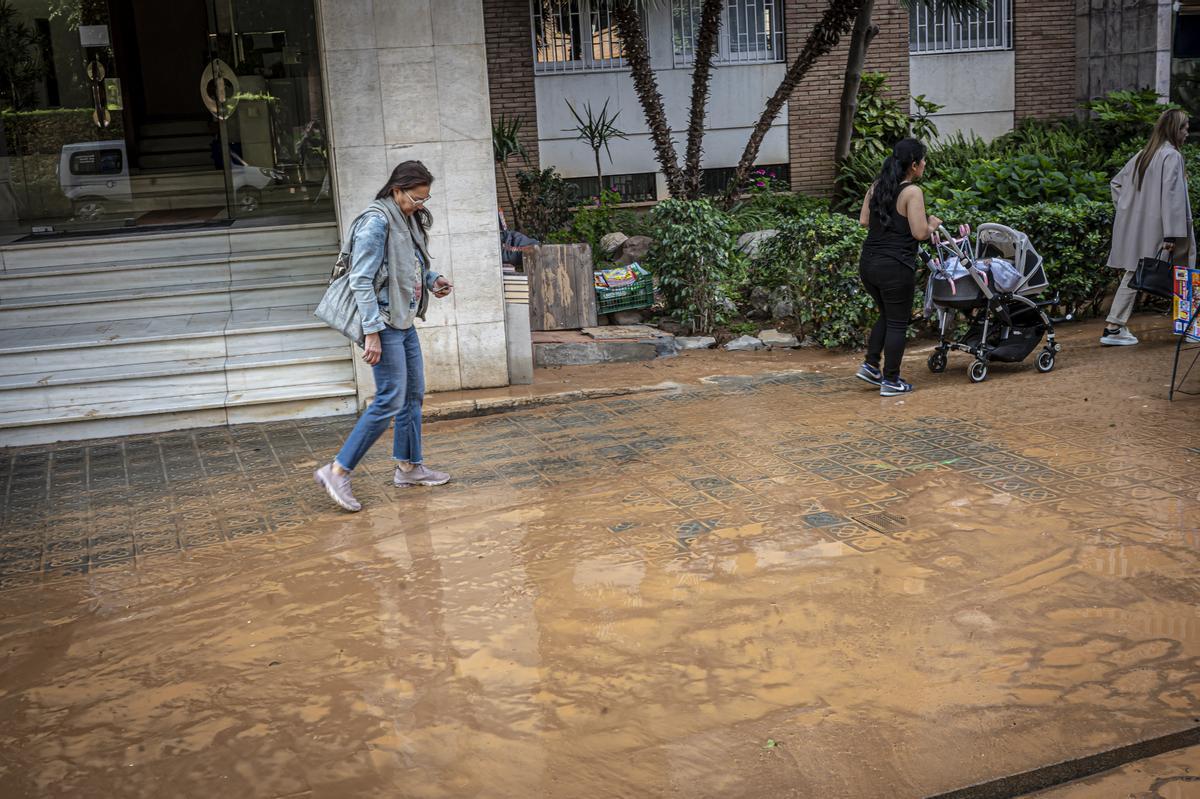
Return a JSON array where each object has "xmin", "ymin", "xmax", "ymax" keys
[{"xmin": 594, "ymin": 263, "xmax": 654, "ymax": 315}]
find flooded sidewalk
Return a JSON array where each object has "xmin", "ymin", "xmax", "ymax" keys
[{"xmin": 1, "ymin": 317, "xmax": 1198, "ymax": 798}]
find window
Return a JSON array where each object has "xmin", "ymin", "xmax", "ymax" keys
[
  {"xmin": 565, "ymin": 172, "xmax": 658, "ymax": 203},
  {"xmin": 700, "ymin": 163, "xmax": 789, "ymax": 196},
  {"xmin": 909, "ymin": 0, "xmax": 1013, "ymax": 55},
  {"xmin": 673, "ymin": 0, "xmax": 785, "ymax": 67},
  {"xmin": 531, "ymin": 0, "xmax": 628, "ymax": 74}
]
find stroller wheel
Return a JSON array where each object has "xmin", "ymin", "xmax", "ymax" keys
[
  {"xmin": 1036, "ymin": 349, "xmax": 1055, "ymax": 373},
  {"xmin": 968, "ymin": 360, "xmax": 989, "ymax": 383},
  {"xmin": 928, "ymin": 352, "xmax": 948, "ymax": 373}
]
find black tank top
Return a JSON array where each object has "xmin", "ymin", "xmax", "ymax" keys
[{"xmin": 861, "ymin": 183, "xmax": 920, "ymax": 271}]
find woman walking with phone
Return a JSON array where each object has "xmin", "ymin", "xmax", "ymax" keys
[
  {"xmin": 1103, "ymin": 108, "xmax": 1194, "ymax": 346},
  {"xmin": 314, "ymin": 161, "xmax": 454, "ymax": 512},
  {"xmin": 854, "ymin": 138, "xmax": 942, "ymax": 396}
]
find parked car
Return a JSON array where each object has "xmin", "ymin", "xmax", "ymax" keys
[{"xmin": 58, "ymin": 141, "xmax": 286, "ymax": 221}]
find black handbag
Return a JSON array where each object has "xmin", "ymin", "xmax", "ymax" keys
[{"xmin": 1130, "ymin": 247, "xmax": 1177, "ymax": 300}]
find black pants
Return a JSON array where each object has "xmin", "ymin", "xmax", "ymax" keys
[{"xmin": 859, "ymin": 258, "xmax": 916, "ymax": 382}]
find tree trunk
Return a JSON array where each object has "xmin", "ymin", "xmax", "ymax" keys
[
  {"xmin": 500, "ymin": 163, "xmax": 519, "ymax": 229},
  {"xmin": 682, "ymin": 0, "xmax": 725, "ymax": 200},
  {"xmin": 833, "ymin": 0, "xmax": 877, "ymax": 167},
  {"xmin": 594, "ymin": 147, "xmax": 603, "ymax": 197},
  {"xmin": 612, "ymin": 0, "xmax": 684, "ymax": 197},
  {"xmin": 721, "ymin": 0, "xmax": 863, "ymax": 208}
]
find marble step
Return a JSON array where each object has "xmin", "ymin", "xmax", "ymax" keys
[
  {"xmin": 0, "ymin": 246, "xmax": 335, "ymax": 298},
  {"xmin": 1, "ymin": 221, "xmax": 338, "ymax": 270},
  {"xmin": 0, "ymin": 305, "xmax": 342, "ymax": 375},
  {"xmin": 0, "ymin": 346, "xmax": 354, "ymax": 412},
  {"xmin": 0, "ymin": 382, "xmax": 358, "ymax": 447},
  {"xmin": 0, "ymin": 274, "xmax": 329, "ymax": 329}
]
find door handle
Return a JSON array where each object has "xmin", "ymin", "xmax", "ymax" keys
[{"xmin": 87, "ymin": 58, "xmax": 110, "ymax": 129}]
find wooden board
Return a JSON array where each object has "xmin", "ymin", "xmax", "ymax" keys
[{"xmin": 525, "ymin": 243, "xmax": 598, "ymax": 331}]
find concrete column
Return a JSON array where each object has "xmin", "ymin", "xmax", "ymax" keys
[{"xmin": 316, "ymin": 0, "xmax": 509, "ymax": 404}]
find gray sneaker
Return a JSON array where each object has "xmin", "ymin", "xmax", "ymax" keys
[
  {"xmin": 394, "ymin": 464, "xmax": 451, "ymax": 488},
  {"xmin": 314, "ymin": 463, "xmax": 362, "ymax": 512}
]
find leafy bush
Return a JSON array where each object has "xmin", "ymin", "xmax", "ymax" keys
[
  {"xmin": 925, "ymin": 153, "xmax": 1108, "ymax": 217},
  {"xmin": 514, "ymin": 168, "xmax": 578, "ymax": 240},
  {"xmin": 728, "ymin": 191, "xmax": 829, "ymax": 235},
  {"xmin": 1083, "ymin": 89, "xmax": 1177, "ymax": 144},
  {"xmin": 544, "ymin": 188, "xmax": 653, "ymax": 264},
  {"xmin": 850, "ymin": 72, "xmax": 942, "ymax": 163},
  {"xmin": 751, "ymin": 211, "xmax": 877, "ymax": 348},
  {"xmin": 644, "ymin": 200, "xmax": 742, "ymax": 334}
]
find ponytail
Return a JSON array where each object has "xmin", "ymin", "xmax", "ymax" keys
[{"xmin": 870, "ymin": 138, "xmax": 927, "ymax": 228}]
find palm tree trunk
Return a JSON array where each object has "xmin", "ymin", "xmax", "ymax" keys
[
  {"xmin": 594, "ymin": 147, "xmax": 603, "ymax": 197},
  {"xmin": 500, "ymin": 163, "xmax": 519, "ymax": 229},
  {"xmin": 834, "ymin": 0, "xmax": 877, "ymax": 166},
  {"xmin": 682, "ymin": 0, "xmax": 725, "ymax": 200},
  {"xmin": 612, "ymin": 0, "xmax": 684, "ymax": 197},
  {"xmin": 721, "ymin": 0, "xmax": 863, "ymax": 208}
]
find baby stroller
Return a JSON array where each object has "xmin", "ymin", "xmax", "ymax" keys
[{"xmin": 924, "ymin": 223, "xmax": 1061, "ymax": 383}]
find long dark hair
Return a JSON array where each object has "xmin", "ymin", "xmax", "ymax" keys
[
  {"xmin": 869, "ymin": 138, "xmax": 926, "ymax": 227},
  {"xmin": 375, "ymin": 160, "xmax": 435, "ymax": 232},
  {"xmin": 1135, "ymin": 108, "xmax": 1188, "ymax": 190}
]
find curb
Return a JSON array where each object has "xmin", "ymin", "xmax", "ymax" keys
[{"xmin": 423, "ymin": 381, "xmax": 684, "ymax": 421}]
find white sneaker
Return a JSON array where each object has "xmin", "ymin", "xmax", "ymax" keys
[{"xmin": 1100, "ymin": 326, "xmax": 1138, "ymax": 346}]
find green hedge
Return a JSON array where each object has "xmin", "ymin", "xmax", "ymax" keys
[{"xmin": 750, "ymin": 211, "xmax": 874, "ymax": 348}]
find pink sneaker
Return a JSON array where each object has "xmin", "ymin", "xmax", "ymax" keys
[
  {"xmin": 393, "ymin": 464, "xmax": 451, "ymax": 488},
  {"xmin": 314, "ymin": 463, "xmax": 362, "ymax": 512}
]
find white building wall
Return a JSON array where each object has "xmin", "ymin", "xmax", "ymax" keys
[
  {"xmin": 532, "ymin": 4, "xmax": 789, "ymax": 193},
  {"xmin": 317, "ymin": 0, "xmax": 508, "ymax": 398},
  {"xmin": 909, "ymin": 51, "xmax": 1016, "ymax": 142}
]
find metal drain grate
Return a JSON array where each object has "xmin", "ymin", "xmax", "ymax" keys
[{"xmin": 854, "ymin": 511, "xmax": 908, "ymax": 535}]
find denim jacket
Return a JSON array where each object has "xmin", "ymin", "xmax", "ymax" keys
[{"xmin": 347, "ymin": 210, "xmax": 442, "ymax": 334}]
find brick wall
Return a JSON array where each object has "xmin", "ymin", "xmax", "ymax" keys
[
  {"xmin": 483, "ymin": 0, "xmax": 540, "ymax": 220},
  {"xmin": 785, "ymin": 0, "xmax": 910, "ymax": 196},
  {"xmin": 1013, "ymin": 0, "xmax": 1076, "ymax": 121}
]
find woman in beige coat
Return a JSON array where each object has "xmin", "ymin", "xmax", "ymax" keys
[{"xmin": 1103, "ymin": 108, "xmax": 1194, "ymax": 346}]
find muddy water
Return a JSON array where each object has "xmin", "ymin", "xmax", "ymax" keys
[{"xmin": 1, "ymin": 320, "xmax": 1199, "ymax": 798}]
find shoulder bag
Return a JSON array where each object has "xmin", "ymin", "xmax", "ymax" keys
[{"xmin": 314, "ymin": 214, "xmax": 388, "ymax": 346}]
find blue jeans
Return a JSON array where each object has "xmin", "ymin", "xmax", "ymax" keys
[{"xmin": 335, "ymin": 325, "xmax": 424, "ymax": 471}]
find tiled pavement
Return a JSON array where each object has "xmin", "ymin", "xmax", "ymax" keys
[{"xmin": 3, "ymin": 370, "xmax": 1196, "ymax": 593}]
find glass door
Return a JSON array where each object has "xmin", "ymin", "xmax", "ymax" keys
[
  {"xmin": 204, "ymin": 0, "xmax": 332, "ymax": 226},
  {"xmin": 0, "ymin": 0, "xmax": 331, "ymax": 241}
]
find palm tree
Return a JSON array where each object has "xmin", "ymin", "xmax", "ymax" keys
[
  {"xmin": 564, "ymin": 99, "xmax": 628, "ymax": 196},
  {"xmin": 492, "ymin": 114, "xmax": 530, "ymax": 226}
]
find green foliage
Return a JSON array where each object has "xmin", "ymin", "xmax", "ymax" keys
[
  {"xmin": 0, "ymin": 1, "xmax": 42, "ymax": 110},
  {"xmin": 514, "ymin": 168, "xmax": 578, "ymax": 240},
  {"xmin": 492, "ymin": 114, "xmax": 529, "ymax": 165},
  {"xmin": 564, "ymin": 98, "xmax": 628, "ymax": 183},
  {"xmin": 989, "ymin": 201, "xmax": 1116, "ymax": 318},
  {"xmin": 924, "ymin": 153, "xmax": 1108, "ymax": 217},
  {"xmin": 645, "ymin": 199, "xmax": 741, "ymax": 334},
  {"xmin": 544, "ymin": 189, "xmax": 651, "ymax": 262},
  {"xmin": 849, "ymin": 72, "xmax": 942, "ymax": 164},
  {"xmin": 834, "ymin": 72, "xmax": 941, "ymax": 210},
  {"xmin": 1083, "ymin": 89, "xmax": 1178, "ymax": 143},
  {"xmin": 750, "ymin": 211, "xmax": 876, "ymax": 348},
  {"xmin": 727, "ymin": 191, "xmax": 829, "ymax": 236}
]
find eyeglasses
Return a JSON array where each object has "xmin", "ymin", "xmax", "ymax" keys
[{"xmin": 402, "ymin": 189, "xmax": 431, "ymax": 206}]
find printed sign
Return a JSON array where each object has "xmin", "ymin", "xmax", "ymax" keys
[
  {"xmin": 79, "ymin": 25, "xmax": 110, "ymax": 48},
  {"xmin": 1174, "ymin": 267, "xmax": 1200, "ymax": 343}
]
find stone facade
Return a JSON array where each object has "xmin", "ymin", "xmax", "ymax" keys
[
  {"xmin": 318, "ymin": 0, "xmax": 509, "ymax": 397},
  {"xmin": 1075, "ymin": 0, "xmax": 1173, "ymax": 104},
  {"xmin": 786, "ymin": 0, "xmax": 911, "ymax": 196},
  {"xmin": 1013, "ymin": 0, "xmax": 1076, "ymax": 121},
  {"xmin": 484, "ymin": 0, "xmax": 541, "ymax": 221}
]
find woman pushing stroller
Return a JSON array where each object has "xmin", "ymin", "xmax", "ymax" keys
[{"xmin": 855, "ymin": 138, "xmax": 941, "ymax": 396}]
